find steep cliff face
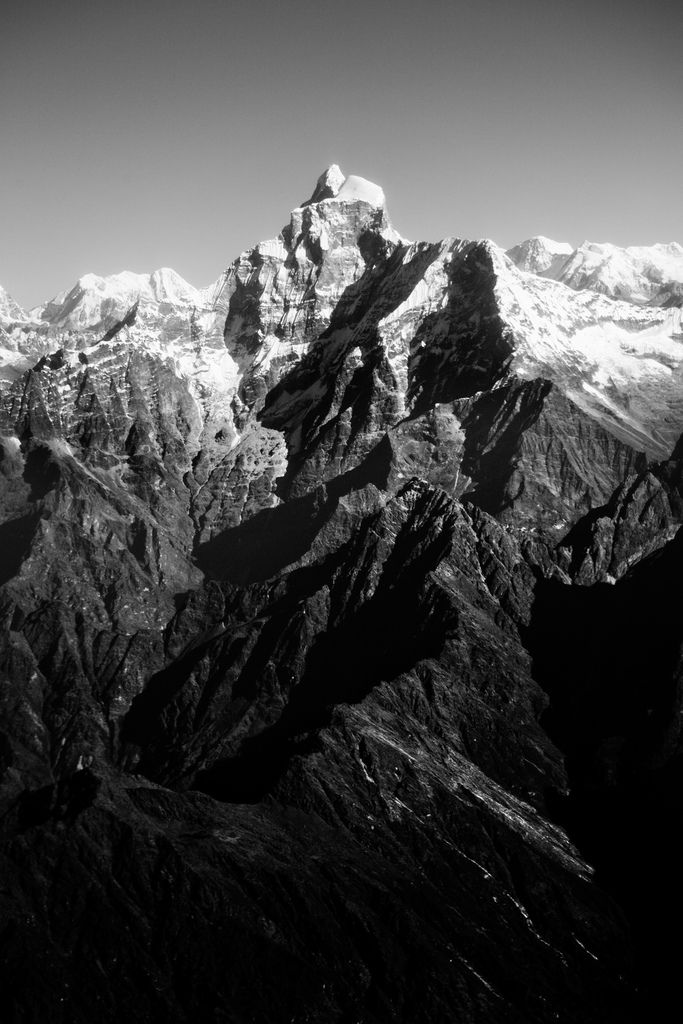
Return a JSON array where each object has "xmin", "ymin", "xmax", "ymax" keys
[{"xmin": 1, "ymin": 167, "xmax": 682, "ymax": 1022}]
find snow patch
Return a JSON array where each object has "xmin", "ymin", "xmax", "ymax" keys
[{"xmin": 335, "ymin": 175, "xmax": 385, "ymax": 208}]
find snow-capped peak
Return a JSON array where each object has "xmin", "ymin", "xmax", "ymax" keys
[
  {"xmin": 506, "ymin": 236, "xmax": 573, "ymax": 276},
  {"xmin": 149, "ymin": 267, "xmax": 201, "ymax": 305},
  {"xmin": 304, "ymin": 166, "xmax": 386, "ymax": 211},
  {"xmin": 334, "ymin": 174, "xmax": 386, "ymax": 208},
  {"xmin": 536, "ymin": 236, "xmax": 573, "ymax": 254},
  {"xmin": 0, "ymin": 285, "xmax": 27, "ymax": 323},
  {"xmin": 36, "ymin": 268, "xmax": 202, "ymax": 330},
  {"xmin": 508, "ymin": 237, "xmax": 683, "ymax": 306},
  {"xmin": 559, "ymin": 241, "xmax": 683, "ymax": 305}
]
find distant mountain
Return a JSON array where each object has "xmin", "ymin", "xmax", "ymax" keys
[
  {"xmin": 508, "ymin": 236, "xmax": 683, "ymax": 306},
  {"xmin": 2, "ymin": 165, "xmax": 683, "ymax": 1023},
  {"xmin": 34, "ymin": 267, "xmax": 210, "ymax": 330},
  {"xmin": 505, "ymin": 235, "xmax": 573, "ymax": 276},
  {"xmin": 0, "ymin": 284, "xmax": 26, "ymax": 322}
]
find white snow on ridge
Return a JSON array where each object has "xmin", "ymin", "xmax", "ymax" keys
[
  {"xmin": 508, "ymin": 236, "xmax": 683, "ymax": 306},
  {"xmin": 0, "ymin": 285, "xmax": 28, "ymax": 323},
  {"xmin": 35, "ymin": 267, "xmax": 204, "ymax": 330},
  {"xmin": 148, "ymin": 267, "xmax": 201, "ymax": 305},
  {"xmin": 535, "ymin": 236, "xmax": 573, "ymax": 255},
  {"xmin": 298, "ymin": 167, "xmax": 386, "ymax": 212},
  {"xmin": 335, "ymin": 175, "xmax": 386, "ymax": 208},
  {"xmin": 491, "ymin": 243, "xmax": 671, "ymax": 375},
  {"xmin": 489, "ymin": 243, "xmax": 683, "ymax": 454},
  {"xmin": 560, "ymin": 241, "xmax": 683, "ymax": 303}
]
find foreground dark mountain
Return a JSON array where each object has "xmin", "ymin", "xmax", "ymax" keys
[{"xmin": 1, "ymin": 167, "xmax": 682, "ymax": 1021}]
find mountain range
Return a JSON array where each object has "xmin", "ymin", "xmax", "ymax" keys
[{"xmin": 1, "ymin": 165, "xmax": 683, "ymax": 1022}]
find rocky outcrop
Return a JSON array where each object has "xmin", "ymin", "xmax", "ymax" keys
[
  {"xmin": 552, "ymin": 443, "xmax": 683, "ymax": 583},
  {"xmin": 0, "ymin": 473, "xmax": 634, "ymax": 1023}
]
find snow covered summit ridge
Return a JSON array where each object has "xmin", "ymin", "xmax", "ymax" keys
[
  {"xmin": 303, "ymin": 165, "xmax": 386, "ymax": 210},
  {"xmin": 335, "ymin": 174, "xmax": 386, "ymax": 208}
]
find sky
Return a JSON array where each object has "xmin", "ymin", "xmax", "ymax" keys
[{"xmin": 2, "ymin": 0, "xmax": 682, "ymax": 309}]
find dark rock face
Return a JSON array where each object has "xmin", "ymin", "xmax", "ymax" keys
[{"xmin": 1, "ymin": 170, "xmax": 681, "ymax": 1021}]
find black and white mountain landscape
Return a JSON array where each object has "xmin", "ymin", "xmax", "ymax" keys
[{"xmin": 2, "ymin": 166, "xmax": 683, "ymax": 1022}]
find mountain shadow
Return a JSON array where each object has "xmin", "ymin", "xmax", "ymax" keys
[{"xmin": 525, "ymin": 528, "xmax": 683, "ymax": 1019}]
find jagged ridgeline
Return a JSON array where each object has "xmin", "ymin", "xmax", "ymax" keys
[{"xmin": 1, "ymin": 166, "xmax": 683, "ymax": 1022}]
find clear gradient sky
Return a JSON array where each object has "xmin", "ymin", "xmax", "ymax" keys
[{"xmin": 2, "ymin": 0, "xmax": 682, "ymax": 309}]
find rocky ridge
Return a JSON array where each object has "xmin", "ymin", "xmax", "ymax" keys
[{"xmin": 1, "ymin": 166, "xmax": 683, "ymax": 1022}]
